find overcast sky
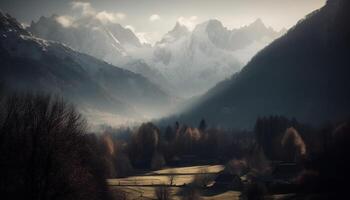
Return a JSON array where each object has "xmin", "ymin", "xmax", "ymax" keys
[{"xmin": 0, "ymin": 0, "xmax": 326, "ymax": 44}]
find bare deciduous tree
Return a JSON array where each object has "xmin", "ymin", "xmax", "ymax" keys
[
  {"xmin": 0, "ymin": 93, "xmax": 111, "ymax": 200},
  {"xmin": 155, "ymin": 186, "xmax": 171, "ymax": 200},
  {"xmin": 168, "ymin": 172, "xmax": 176, "ymax": 186}
]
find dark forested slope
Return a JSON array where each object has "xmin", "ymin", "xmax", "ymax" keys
[{"xmin": 181, "ymin": 0, "xmax": 350, "ymax": 128}]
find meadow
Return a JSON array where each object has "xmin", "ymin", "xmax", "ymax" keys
[{"xmin": 108, "ymin": 165, "xmax": 242, "ymax": 200}]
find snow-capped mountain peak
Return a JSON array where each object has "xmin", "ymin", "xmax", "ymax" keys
[
  {"xmin": 249, "ymin": 18, "xmax": 265, "ymax": 29},
  {"xmin": 149, "ymin": 19, "xmax": 284, "ymax": 97},
  {"xmin": 157, "ymin": 22, "xmax": 190, "ymax": 45}
]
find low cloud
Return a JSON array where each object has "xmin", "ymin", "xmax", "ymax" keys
[
  {"xmin": 65, "ymin": 2, "xmax": 159, "ymax": 45},
  {"xmin": 149, "ymin": 14, "xmax": 160, "ymax": 22},
  {"xmin": 96, "ymin": 11, "xmax": 126, "ymax": 24},
  {"xmin": 71, "ymin": 2, "xmax": 95, "ymax": 16},
  {"xmin": 71, "ymin": 1, "xmax": 126, "ymax": 24},
  {"xmin": 177, "ymin": 16, "xmax": 198, "ymax": 30},
  {"xmin": 55, "ymin": 15, "xmax": 74, "ymax": 28}
]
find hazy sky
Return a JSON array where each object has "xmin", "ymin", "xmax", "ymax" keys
[{"xmin": 0, "ymin": 0, "xmax": 326, "ymax": 44}]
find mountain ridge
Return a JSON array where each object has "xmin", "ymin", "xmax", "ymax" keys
[
  {"xmin": 0, "ymin": 12, "xmax": 174, "ymax": 125},
  {"xmin": 28, "ymin": 15, "xmax": 283, "ymax": 98},
  {"xmin": 177, "ymin": 0, "xmax": 350, "ymax": 128},
  {"xmin": 151, "ymin": 18, "xmax": 283, "ymax": 97}
]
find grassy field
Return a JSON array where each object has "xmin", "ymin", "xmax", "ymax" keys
[
  {"xmin": 108, "ymin": 165, "xmax": 241, "ymax": 200},
  {"xmin": 108, "ymin": 165, "xmax": 224, "ymax": 186}
]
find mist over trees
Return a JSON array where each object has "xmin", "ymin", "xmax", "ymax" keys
[
  {"xmin": 297, "ymin": 121, "xmax": 350, "ymax": 195},
  {"xmin": 1, "ymin": 89, "xmax": 349, "ymax": 199}
]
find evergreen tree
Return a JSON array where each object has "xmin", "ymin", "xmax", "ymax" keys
[{"xmin": 199, "ymin": 118, "xmax": 207, "ymax": 131}]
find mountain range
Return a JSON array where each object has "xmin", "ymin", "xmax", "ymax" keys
[
  {"xmin": 3, "ymin": 0, "xmax": 345, "ymax": 129},
  {"xmin": 0, "ymin": 12, "xmax": 175, "ymax": 126},
  {"xmin": 176, "ymin": 0, "xmax": 350, "ymax": 128},
  {"xmin": 150, "ymin": 19, "xmax": 285, "ymax": 97},
  {"xmin": 28, "ymin": 16, "xmax": 284, "ymax": 97}
]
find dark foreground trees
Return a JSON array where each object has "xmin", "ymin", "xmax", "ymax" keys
[
  {"xmin": 0, "ymin": 94, "xmax": 111, "ymax": 200},
  {"xmin": 298, "ymin": 121, "xmax": 350, "ymax": 195}
]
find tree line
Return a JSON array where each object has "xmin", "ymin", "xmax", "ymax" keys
[{"xmin": 1, "ymin": 88, "xmax": 349, "ymax": 199}]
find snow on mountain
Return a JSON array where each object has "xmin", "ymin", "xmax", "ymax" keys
[
  {"xmin": 158, "ymin": 22, "xmax": 191, "ymax": 45},
  {"xmin": 178, "ymin": 0, "xmax": 350, "ymax": 128},
  {"xmin": 148, "ymin": 19, "xmax": 284, "ymax": 97},
  {"xmin": 28, "ymin": 15, "xmax": 284, "ymax": 98},
  {"xmin": 27, "ymin": 15, "xmax": 172, "ymax": 93},
  {"xmin": 28, "ymin": 15, "xmax": 141, "ymax": 62},
  {"xmin": 0, "ymin": 12, "xmax": 175, "ymax": 126}
]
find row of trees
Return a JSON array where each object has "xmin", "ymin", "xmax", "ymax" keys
[
  {"xmin": 2, "ymin": 90, "xmax": 346, "ymax": 199},
  {"xmin": 110, "ymin": 116, "xmax": 349, "ymax": 198},
  {"xmin": 100, "ymin": 119, "xmax": 255, "ymax": 173}
]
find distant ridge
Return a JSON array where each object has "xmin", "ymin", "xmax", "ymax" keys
[
  {"xmin": 178, "ymin": 0, "xmax": 350, "ymax": 128},
  {"xmin": 0, "ymin": 12, "xmax": 174, "ymax": 125}
]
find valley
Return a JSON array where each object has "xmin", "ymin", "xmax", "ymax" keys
[{"xmin": 1, "ymin": 1, "xmax": 349, "ymax": 200}]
